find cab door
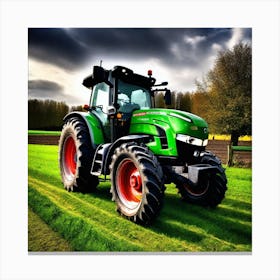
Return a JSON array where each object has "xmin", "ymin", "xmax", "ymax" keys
[{"xmin": 90, "ymin": 82, "xmax": 111, "ymax": 142}]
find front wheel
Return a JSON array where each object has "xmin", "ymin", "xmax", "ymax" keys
[
  {"xmin": 110, "ymin": 143, "xmax": 165, "ymax": 225},
  {"xmin": 176, "ymin": 151, "xmax": 227, "ymax": 207}
]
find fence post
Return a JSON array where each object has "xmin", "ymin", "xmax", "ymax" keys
[{"xmin": 227, "ymin": 145, "xmax": 233, "ymax": 167}]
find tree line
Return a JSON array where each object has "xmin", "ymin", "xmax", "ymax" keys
[{"xmin": 28, "ymin": 99, "xmax": 82, "ymax": 130}]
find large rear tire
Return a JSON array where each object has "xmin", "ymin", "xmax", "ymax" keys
[
  {"xmin": 58, "ymin": 117, "xmax": 99, "ymax": 192},
  {"xmin": 177, "ymin": 151, "xmax": 227, "ymax": 207},
  {"xmin": 110, "ymin": 143, "xmax": 165, "ymax": 225}
]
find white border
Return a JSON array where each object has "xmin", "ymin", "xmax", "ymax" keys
[{"xmin": 1, "ymin": 0, "xmax": 280, "ymax": 279}]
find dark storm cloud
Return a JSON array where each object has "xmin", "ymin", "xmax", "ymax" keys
[
  {"xmin": 28, "ymin": 79, "xmax": 84, "ymax": 105},
  {"xmin": 28, "ymin": 79, "xmax": 64, "ymax": 98},
  {"xmin": 28, "ymin": 28, "xmax": 239, "ymax": 71},
  {"xmin": 67, "ymin": 28, "xmax": 234, "ymax": 68},
  {"xmin": 67, "ymin": 28, "xmax": 170, "ymax": 57},
  {"xmin": 29, "ymin": 79, "xmax": 63, "ymax": 91},
  {"xmin": 28, "ymin": 28, "xmax": 87, "ymax": 70}
]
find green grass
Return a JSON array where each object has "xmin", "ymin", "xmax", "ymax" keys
[
  {"xmin": 28, "ymin": 130, "xmax": 61, "ymax": 136},
  {"xmin": 28, "ymin": 144, "xmax": 252, "ymax": 252}
]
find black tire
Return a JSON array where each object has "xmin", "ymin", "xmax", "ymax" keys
[
  {"xmin": 176, "ymin": 151, "xmax": 227, "ymax": 207},
  {"xmin": 110, "ymin": 142, "xmax": 165, "ymax": 225},
  {"xmin": 58, "ymin": 117, "xmax": 99, "ymax": 192}
]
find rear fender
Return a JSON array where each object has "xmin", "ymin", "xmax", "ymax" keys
[{"xmin": 63, "ymin": 112, "xmax": 105, "ymax": 149}]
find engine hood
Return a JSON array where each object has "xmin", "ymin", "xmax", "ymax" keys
[{"xmin": 130, "ymin": 108, "xmax": 209, "ymax": 140}]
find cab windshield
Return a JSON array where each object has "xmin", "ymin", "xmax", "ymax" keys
[{"xmin": 117, "ymin": 80, "xmax": 152, "ymax": 112}]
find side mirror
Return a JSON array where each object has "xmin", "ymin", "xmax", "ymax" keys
[
  {"xmin": 93, "ymin": 66, "xmax": 113, "ymax": 88},
  {"xmin": 154, "ymin": 81, "xmax": 168, "ymax": 87},
  {"xmin": 164, "ymin": 89, "xmax": 172, "ymax": 105},
  {"xmin": 93, "ymin": 66, "xmax": 107, "ymax": 81}
]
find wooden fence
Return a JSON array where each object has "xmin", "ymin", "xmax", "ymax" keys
[{"xmin": 28, "ymin": 136, "xmax": 252, "ymax": 167}]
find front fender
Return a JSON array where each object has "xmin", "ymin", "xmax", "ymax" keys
[
  {"xmin": 103, "ymin": 134, "xmax": 152, "ymax": 175},
  {"xmin": 63, "ymin": 111, "xmax": 105, "ymax": 148}
]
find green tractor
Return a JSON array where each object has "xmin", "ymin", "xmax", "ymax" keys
[{"xmin": 58, "ymin": 65, "xmax": 227, "ymax": 225}]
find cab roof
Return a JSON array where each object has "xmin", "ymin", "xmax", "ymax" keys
[{"xmin": 82, "ymin": 65, "xmax": 156, "ymax": 90}]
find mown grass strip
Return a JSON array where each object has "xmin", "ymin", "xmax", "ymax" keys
[
  {"xmin": 28, "ymin": 207, "xmax": 73, "ymax": 251},
  {"xmin": 28, "ymin": 176, "xmax": 202, "ymax": 251},
  {"xmin": 28, "ymin": 177, "xmax": 145, "ymax": 251},
  {"xmin": 28, "ymin": 173, "xmax": 251, "ymax": 251},
  {"xmin": 28, "ymin": 144, "xmax": 252, "ymax": 252},
  {"xmin": 28, "ymin": 187, "xmax": 142, "ymax": 251}
]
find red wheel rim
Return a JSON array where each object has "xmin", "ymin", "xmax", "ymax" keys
[
  {"xmin": 63, "ymin": 136, "xmax": 77, "ymax": 178},
  {"xmin": 116, "ymin": 158, "xmax": 142, "ymax": 209}
]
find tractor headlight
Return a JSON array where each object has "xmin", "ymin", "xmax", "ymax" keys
[{"xmin": 176, "ymin": 134, "xmax": 208, "ymax": 147}]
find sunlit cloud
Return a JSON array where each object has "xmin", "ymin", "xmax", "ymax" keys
[
  {"xmin": 184, "ymin": 35, "xmax": 206, "ymax": 46},
  {"xmin": 227, "ymin": 28, "xmax": 243, "ymax": 49}
]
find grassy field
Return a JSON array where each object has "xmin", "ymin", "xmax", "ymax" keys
[
  {"xmin": 28, "ymin": 144, "xmax": 252, "ymax": 252},
  {"xmin": 28, "ymin": 130, "xmax": 61, "ymax": 136}
]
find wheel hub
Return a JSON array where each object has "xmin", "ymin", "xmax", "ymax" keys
[
  {"xmin": 130, "ymin": 171, "xmax": 141, "ymax": 189},
  {"xmin": 116, "ymin": 159, "xmax": 143, "ymax": 209}
]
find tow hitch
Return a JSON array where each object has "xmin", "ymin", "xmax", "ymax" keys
[{"xmin": 188, "ymin": 164, "xmax": 219, "ymax": 186}]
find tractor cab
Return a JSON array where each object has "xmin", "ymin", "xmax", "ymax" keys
[{"xmin": 83, "ymin": 65, "xmax": 170, "ymax": 141}]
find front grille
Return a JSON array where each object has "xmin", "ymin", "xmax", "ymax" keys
[{"xmin": 176, "ymin": 140, "xmax": 205, "ymax": 165}]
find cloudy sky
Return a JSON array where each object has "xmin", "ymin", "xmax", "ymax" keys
[{"xmin": 28, "ymin": 28, "xmax": 251, "ymax": 106}]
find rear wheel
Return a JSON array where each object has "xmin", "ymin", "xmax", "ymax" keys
[
  {"xmin": 58, "ymin": 117, "xmax": 99, "ymax": 192},
  {"xmin": 177, "ymin": 152, "xmax": 227, "ymax": 207},
  {"xmin": 110, "ymin": 143, "xmax": 164, "ymax": 225}
]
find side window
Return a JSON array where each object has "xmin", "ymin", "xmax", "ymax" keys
[
  {"xmin": 117, "ymin": 80, "xmax": 151, "ymax": 112},
  {"xmin": 90, "ymin": 82, "xmax": 110, "ymax": 109},
  {"xmin": 131, "ymin": 90, "xmax": 150, "ymax": 109}
]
